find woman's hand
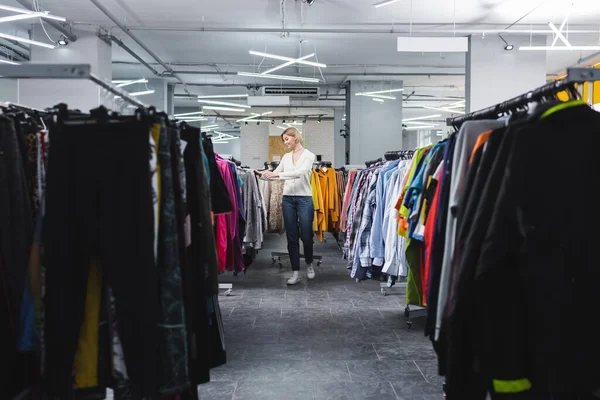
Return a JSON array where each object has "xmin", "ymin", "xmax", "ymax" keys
[{"xmin": 262, "ymin": 171, "xmax": 280, "ymax": 179}]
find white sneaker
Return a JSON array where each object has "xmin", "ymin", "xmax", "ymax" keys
[
  {"xmin": 287, "ymin": 271, "xmax": 300, "ymax": 285},
  {"xmin": 307, "ymin": 264, "xmax": 316, "ymax": 280}
]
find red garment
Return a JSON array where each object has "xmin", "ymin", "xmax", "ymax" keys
[{"xmin": 422, "ymin": 171, "xmax": 442, "ymax": 305}]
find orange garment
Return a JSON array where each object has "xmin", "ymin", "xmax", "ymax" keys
[
  {"xmin": 469, "ymin": 130, "xmax": 492, "ymax": 164},
  {"xmin": 311, "ymin": 171, "xmax": 325, "ymax": 239}
]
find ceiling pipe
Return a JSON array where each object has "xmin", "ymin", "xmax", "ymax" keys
[
  {"xmin": 15, "ymin": 0, "xmax": 77, "ymax": 42},
  {"xmin": 88, "ymin": 0, "xmax": 190, "ymax": 94},
  {"xmin": 123, "ymin": 25, "xmax": 600, "ymax": 35},
  {"xmin": 165, "ymin": 70, "xmax": 463, "ymax": 77},
  {"xmin": 102, "ymin": 34, "xmax": 161, "ymax": 76}
]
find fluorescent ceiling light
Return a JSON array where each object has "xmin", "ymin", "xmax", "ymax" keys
[
  {"xmin": 174, "ymin": 111, "xmax": 204, "ymax": 117},
  {"xmin": 403, "ymin": 120, "xmax": 438, "ymax": 125},
  {"xmin": 203, "ymin": 106, "xmax": 247, "ymax": 112},
  {"xmin": 249, "ymin": 50, "xmax": 326, "ymax": 68},
  {"xmin": 212, "ymin": 141, "xmax": 230, "ymax": 144},
  {"xmin": 373, "ymin": 98, "xmax": 385, "ymax": 103},
  {"xmin": 198, "ymin": 99, "xmax": 251, "ymax": 108},
  {"xmin": 202, "ymin": 124, "xmax": 219, "ymax": 128},
  {"xmin": 0, "ymin": 5, "xmax": 66, "ymax": 21},
  {"xmin": 115, "ymin": 79, "xmax": 148, "ymax": 87},
  {"xmin": 236, "ymin": 111, "xmax": 273, "ymax": 122},
  {"xmin": 197, "ymin": 94, "xmax": 248, "ymax": 99},
  {"xmin": 0, "ymin": 11, "xmax": 48, "ymax": 23},
  {"xmin": 404, "ymin": 125, "xmax": 435, "ymax": 130},
  {"xmin": 248, "ymin": 119, "xmax": 272, "ymax": 122},
  {"xmin": 360, "ymin": 88, "xmax": 405, "ymax": 95},
  {"xmin": 0, "ymin": 58, "xmax": 20, "ymax": 65},
  {"xmin": 277, "ymin": 126, "xmax": 287, "ymax": 129},
  {"xmin": 262, "ymin": 53, "xmax": 315, "ymax": 75},
  {"xmin": 0, "ymin": 32, "xmax": 55, "ymax": 49},
  {"xmin": 129, "ymin": 90, "xmax": 155, "ymax": 96},
  {"xmin": 237, "ymin": 71, "xmax": 320, "ymax": 83},
  {"xmin": 179, "ymin": 117, "xmax": 207, "ymax": 121},
  {"xmin": 548, "ymin": 22, "xmax": 571, "ymax": 47},
  {"xmin": 422, "ymin": 106, "xmax": 465, "ymax": 114},
  {"xmin": 373, "ymin": 0, "xmax": 402, "ymax": 7},
  {"xmin": 356, "ymin": 93, "xmax": 396, "ymax": 100},
  {"xmin": 520, "ymin": 46, "xmax": 600, "ymax": 50},
  {"xmin": 402, "ymin": 114, "xmax": 441, "ymax": 122}
]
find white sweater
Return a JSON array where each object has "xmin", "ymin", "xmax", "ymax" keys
[{"xmin": 272, "ymin": 149, "xmax": 316, "ymax": 196}]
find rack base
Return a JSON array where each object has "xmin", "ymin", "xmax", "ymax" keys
[
  {"xmin": 271, "ymin": 252, "xmax": 322, "ymax": 268},
  {"xmin": 219, "ymin": 283, "xmax": 232, "ymax": 296}
]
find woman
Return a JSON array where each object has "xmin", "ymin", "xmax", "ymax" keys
[{"xmin": 262, "ymin": 127, "xmax": 317, "ymax": 285}]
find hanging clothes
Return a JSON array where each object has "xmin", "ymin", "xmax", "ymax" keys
[{"xmin": 420, "ymin": 98, "xmax": 600, "ymax": 399}]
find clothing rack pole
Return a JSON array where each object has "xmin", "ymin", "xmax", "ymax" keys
[
  {"xmin": 0, "ymin": 63, "xmax": 148, "ymax": 109},
  {"xmin": 447, "ymin": 67, "xmax": 600, "ymax": 127}
]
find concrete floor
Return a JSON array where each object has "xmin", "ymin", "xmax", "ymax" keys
[{"xmin": 200, "ymin": 233, "xmax": 443, "ymax": 400}]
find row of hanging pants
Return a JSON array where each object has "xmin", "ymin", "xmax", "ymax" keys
[{"xmin": 1, "ymin": 108, "xmax": 228, "ymax": 400}]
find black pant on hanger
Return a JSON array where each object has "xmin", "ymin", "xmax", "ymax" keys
[{"xmin": 43, "ymin": 118, "xmax": 159, "ymax": 399}]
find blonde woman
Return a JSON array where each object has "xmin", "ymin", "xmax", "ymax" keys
[{"xmin": 262, "ymin": 128, "xmax": 317, "ymax": 285}]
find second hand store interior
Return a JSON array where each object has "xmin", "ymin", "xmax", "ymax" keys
[{"xmin": 2, "ymin": 0, "xmax": 600, "ymax": 399}]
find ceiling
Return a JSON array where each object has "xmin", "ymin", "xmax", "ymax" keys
[{"xmin": 2, "ymin": 0, "xmax": 600, "ymax": 122}]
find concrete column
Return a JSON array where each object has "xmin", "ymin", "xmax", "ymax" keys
[
  {"xmin": 167, "ymin": 83, "xmax": 175, "ymax": 115},
  {"xmin": 466, "ymin": 34, "xmax": 547, "ymax": 113},
  {"xmin": 333, "ymin": 109, "xmax": 345, "ymax": 167},
  {"xmin": 348, "ymin": 81, "xmax": 403, "ymax": 165},
  {"xmin": 18, "ymin": 27, "xmax": 112, "ymax": 112}
]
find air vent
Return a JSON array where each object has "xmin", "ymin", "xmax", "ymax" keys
[{"xmin": 262, "ymin": 86, "xmax": 319, "ymax": 98}]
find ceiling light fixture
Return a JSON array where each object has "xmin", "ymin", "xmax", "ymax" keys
[
  {"xmin": 179, "ymin": 117, "xmax": 207, "ymax": 122},
  {"xmin": 359, "ymin": 88, "xmax": 405, "ymax": 95},
  {"xmin": 173, "ymin": 111, "xmax": 204, "ymax": 117},
  {"xmin": 403, "ymin": 120, "xmax": 438, "ymax": 125},
  {"xmin": 262, "ymin": 53, "xmax": 316, "ymax": 75},
  {"xmin": 402, "ymin": 114, "xmax": 442, "ymax": 122},
  {"xmin": 197, "ymin": 94, "xmax": 249, "ymax": 99},
  {"xmin": 0, "ymin": 58, "xmax": 20, "ymax": 65},
  {"xmin": 520, "ymin": 45, "xmax": 600, "ymax": 51},
  {"xmin": 115, "ymin": 78, "xmax": 148, "ymax": 87},
  {"xmin": 498, "ymin": 34, "xmax": 514, "ymax": 51},
  {"xmin": 57, "ymin": 35, "xmax": 68, "ymax": 46},
  {"xmin": 248, "ymin": 119, "xmax": 273, "ymax": 123},
  {"xmin": 128, "ymin": 90, "xmax": 155, "ymax": 96},
  {"xmin": 249, "ymin": 50, "xmax": 326, "ymax": 68},
  {"xmin": 404, "ymin": 125, "xmax": 435, "ymax": 130},
  {"xmin": 373, "ymin": 98, "xmax": 385, "ymax": 103},
  {"xmin": 237, "ymin": 71, "xmax": 320, "ymax": 83},
  {"xmin": 202, "ymin": 124, "xmax": 219, "ymax": 128},
  {"xmin": 356, "ymin": 93, "xmax": 396, "ymax": 100},
  {"xmin": 0, "ymin": 11, "xmax": 48, "ymax": 23},
  {"xmin": 236, "ymin": 111, "xmax": 273, "ymax": 122},
  {"xmin": 277, "ymin": 126, "xmax": 287, "ymax": 129},
  {"xmin": 422, "ymin": 106, "xmax": 465, "ymax": 114},
  {"xmin": 0, "ymin": 32, "xmax": 55, "ymax": 49},
  {"xmin": 373, "ymin": 0, "xmax": 402, "ymax": 7},
  {"xmin": 0, "ymin": 5, "xmax": 66, "ymax": 21},
  {"xmin": 203, "ymin": 106, "xmax": 247, "ymax": 112},
  {"xmin": 198, "ymin": 99, "xmax": 251, "ymax": 108}
]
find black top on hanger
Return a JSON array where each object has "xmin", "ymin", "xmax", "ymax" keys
[
  {"xmin": 365, "ymin": 157, "xmax": 383, "ymax": 167},
  {"xmin": 384, "ymin": 150, "xmax": 414, "ymax": 160}
]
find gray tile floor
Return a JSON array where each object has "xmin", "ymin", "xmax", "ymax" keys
[{"xmin": 201, "ymin": 233, "xmax": 443, "ymax": 400}]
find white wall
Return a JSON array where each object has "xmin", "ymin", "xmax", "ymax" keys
[
  {"xmin": 240, "ymin": 121, "xmax": 335, "ymax": 169},
  {"xmin": 0, "ymin": 79, "xmax": 18, "ymax": 103},
  {"xmin": 466, "ymin": 34, "xmax": 547, "ymax": 112},
  {"xmin": 240, "ymin": 123, "xmax": 269, "ymax": 169},
  {"xmin": 349, "ymin": 81, "xmax": 403, "ymax": 164},
  {"xmin": 212, "ymin": 139, "xmax": 241, "ymax": 161}
]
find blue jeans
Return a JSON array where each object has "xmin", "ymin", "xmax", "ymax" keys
[{"xmin": 282, "ymin": 195, "xmax": 315, "ymax": 271}]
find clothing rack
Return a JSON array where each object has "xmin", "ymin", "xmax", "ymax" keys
[
  {"xmin": 0, "ymin": 63, "xmax": 148, "ymax": 109},
  {"xmin": 447, "ymin": 67, "xmax": 600, "ymax": 127},
  {"xmin": 0, "ymin": 64, "xmax": 237, "ymax": 298}
]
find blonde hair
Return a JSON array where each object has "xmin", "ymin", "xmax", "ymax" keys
[{"xmin": 281, "ymin": 127, "xmax": 304, "ymax": 145}]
